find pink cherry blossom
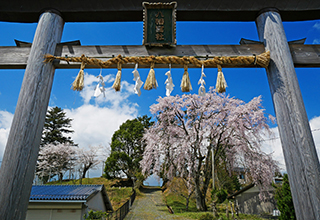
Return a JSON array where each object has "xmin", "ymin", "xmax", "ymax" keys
[{"xmin": 141, "ymin": 88, "xmax": 279, "ymax": 210}]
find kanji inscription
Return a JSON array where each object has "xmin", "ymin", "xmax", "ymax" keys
[{"xmin": 143, "ymin": 2, "xmax": 177, "ymax": 47}]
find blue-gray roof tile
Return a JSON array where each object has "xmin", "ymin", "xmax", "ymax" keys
[{"xmin": 30, "ymin": 185, "xmax": 103, "ymax": 201}]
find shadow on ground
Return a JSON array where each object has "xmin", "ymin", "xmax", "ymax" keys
[{"xmin": 139, "ymin": 186, "xmax": 162, "ymax": 194}]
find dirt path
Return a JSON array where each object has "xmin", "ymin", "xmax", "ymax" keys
[{"xmin": 124, "ymin": 186, "xmax": 192, "ymax": 220}]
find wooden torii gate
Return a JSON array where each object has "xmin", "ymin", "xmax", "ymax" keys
[{"xmin": 0, "ymin": 1, "xmax": 320, "ymax": 219}]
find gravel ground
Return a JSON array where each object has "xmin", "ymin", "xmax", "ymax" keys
[{"xmin": 124, "ymin": 186, "xmax": 192, "ymax": 220}]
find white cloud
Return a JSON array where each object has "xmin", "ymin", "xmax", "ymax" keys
[
  {"xmin": 309, "ymin": 116, "xmax": 320, "ymax": 156},
  {"xmin": 0, "ymin": 111, "xmax": 13, "ymax": 161},
  {"xmin": 3, "ymin": 68, "xmax": 319, "ymax": 179},
  {"xmin": 313, "ymin": 22, "xmax": 320, "ymax": 30},
  {"xmin": 262, "ymin": 116, "xmax": 320, "ymax": 173},
  {"xmin": 69, "ymin": 73, "xmax": 138, "ymax": 149},
  {"xmin": 0, "ymin": 111, "xmax": 14, "ymax": 128},
  {"xmin": 65, "ymin": 104, "xmax": 138, "ymax": 177},
  {"xmin": 1, "ymin": 100, "xmax": 320, "ymax": 179},
  {"xmin": 261, "ymin": 127, "xmax": 285, "ymax": 171},
  {"xmin": 0, "ymin": 73, "xmax": 139, "ymax": 177},
  {"xmin": 80, "ymin": 73, "xmax": 136, "ymax": 108},
  {"xmin": 64, "ymin": 73, "xmax": 139, "ymax": 177},
  {"xmin": 312, "ymin": 22, "xmax": 320, "ymax": 44},
  {"xmin": 65, "ymin": 104, "xmax": 137, "ymax": 149},
  {"xmin": 313, "ymin": 39, "xmax": 320, "ymax": 44}
]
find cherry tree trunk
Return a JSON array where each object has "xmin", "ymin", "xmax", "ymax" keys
[
  {"xmin": 185, "ymin": 198, "xmax": 190, "ymax": 211},
  {"xmin": 82, "ymin": 164, "xmax": 91, "ymax": 179},
  {"xmin": 194, "ymin": 184, "xmax": 207, "ymax": 211},
  {"xmin": 0, "ymin": 11, "xmax": 64, "ymax": 220},
  {"xmin": 256, "ymin": 9, "xmax": 320, "ymax": 220}
]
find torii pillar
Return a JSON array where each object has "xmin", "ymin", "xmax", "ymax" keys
[
  {"xmin": 0, "ymin": 11, "xmax": 64, "ymax": 219},
  {"xmin": 256, "ymin": 9, "xmax": 320, "ymax": 220}
]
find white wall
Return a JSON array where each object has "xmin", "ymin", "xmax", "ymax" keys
[{"xmin": 26, "ymin": 209, "xmax": 82, "ymax": 220}]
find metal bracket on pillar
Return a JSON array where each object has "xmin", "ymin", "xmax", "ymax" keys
[
  {"xmin": 14, "ymin": 40, "xmax": 32, "ymax": 47},
  {"xmin": 239, "ymin": 38, "xmax": 263, "ymax": 45},
  {"xmin": 239, "ymin": 38, "xmax": 306, "ymax": 45},
  {"xmin": 14, "ymin": 39, "xmax": 81, "ymax": 47},
  {"xmin": 288, "ymin": 38, "xmax": 306, "ymax": 45}
]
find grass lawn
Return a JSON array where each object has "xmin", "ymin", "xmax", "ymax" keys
[
  {"xmin": 163, "ymin": 181, "xmax": 264, "ymax": 220},
  {"xmin": 173, "ymin": 211, "xmax": 265, "ymax": 220},
  {"xmin": 165, "ymin": 195, "xmax": 264, "ymax": 220}
]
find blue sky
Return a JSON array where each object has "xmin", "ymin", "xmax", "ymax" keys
[{"xmin": 1, "ymin": 19, "xmax": 320, "ymax": 182}]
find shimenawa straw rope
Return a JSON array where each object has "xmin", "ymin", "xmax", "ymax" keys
[
  {"xmin": 44, "ymin": 51, "xmax": 270, "ymax": 69},
  {"xmin": 44, "ymin": 51, "xmax": 270, "ymax": 92}
]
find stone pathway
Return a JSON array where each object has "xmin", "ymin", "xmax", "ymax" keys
[{"xmin": 124, "ymin": 186, "xmax": 192, "ymax": 220}]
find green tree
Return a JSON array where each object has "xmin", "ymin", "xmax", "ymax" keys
[
  {"xmin": 211, "ymin": 160, "xmax": 240, "ymax": 205},
  {"xmin": 84, "ymin": 210, "xmax": 108, "ymax": 220},
  {"xmin": 274, "ymin": 174, "xmax": 296, "ymax": 220},
  {"xmin": 41, "ymin": 106, "xmax": 75, "ymax": 146},
  {"xmin": 215, "ymin": 160, "xmax": 242, "ymax": 195},
  {"xmin": 104, "ymin": 115, "xmax": 153, "ymax": 187},
  {"xmin": 37, "ymin": 107, "xmax": 76, "ymax": 183}
]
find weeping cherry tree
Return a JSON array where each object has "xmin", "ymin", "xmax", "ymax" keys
[{"xmin": 141, "ymin": 88, "xmax": 279, "ymax": 211}]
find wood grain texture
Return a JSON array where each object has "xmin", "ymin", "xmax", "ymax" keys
[
  {"xmin": 0, "ymin": 12, "xmax": 64, "ymax": 220},
  {"xmin": 1, "ymin": 44, "xmax": 320, "ymax": 69},
  {"xmin": 256, "ymin": 11, "xmax": 320, "ymax": 220},
  {"xmin": 1, "ymin": 0, "xmax": 320, "ymax": 22}
]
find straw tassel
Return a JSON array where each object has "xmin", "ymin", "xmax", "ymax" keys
[
  {"xmin": 144, "ymin": 63, "xmax": 158, "ymax": 90},
  {"xmin": 181, "ymin": 64, "xmax": 192, "ymax": 92},
  {"xmin": 215, "ymin": 64, "xmax": 227, "ymax": 93},
  {"xmin": 71, "ymin": 55, "xmax": 86, "ymax": 91},
  {"xmin": 112, "ymin": 62, "xmax": 122, "ymax": 92}
]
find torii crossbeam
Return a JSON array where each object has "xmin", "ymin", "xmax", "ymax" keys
[{"xmin": 0, "ymin": 1, "xmax": 319, "ymax": 220}]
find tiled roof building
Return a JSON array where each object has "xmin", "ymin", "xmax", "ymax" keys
[{"xmin": 26, "ymin": 185, "xmax": 113, "ymax": 220}]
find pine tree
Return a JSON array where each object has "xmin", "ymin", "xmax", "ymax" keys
[
  {"xmin": 41, "ymin": 106, "xmax": 75, "ymax": 146},
  {"xmin": 274, "ymin": 174, "xmax": 296, "ymax": 220},
  {"xmin": 37, "ymin": 107, "xmax": 76, "ymax": 183}
]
